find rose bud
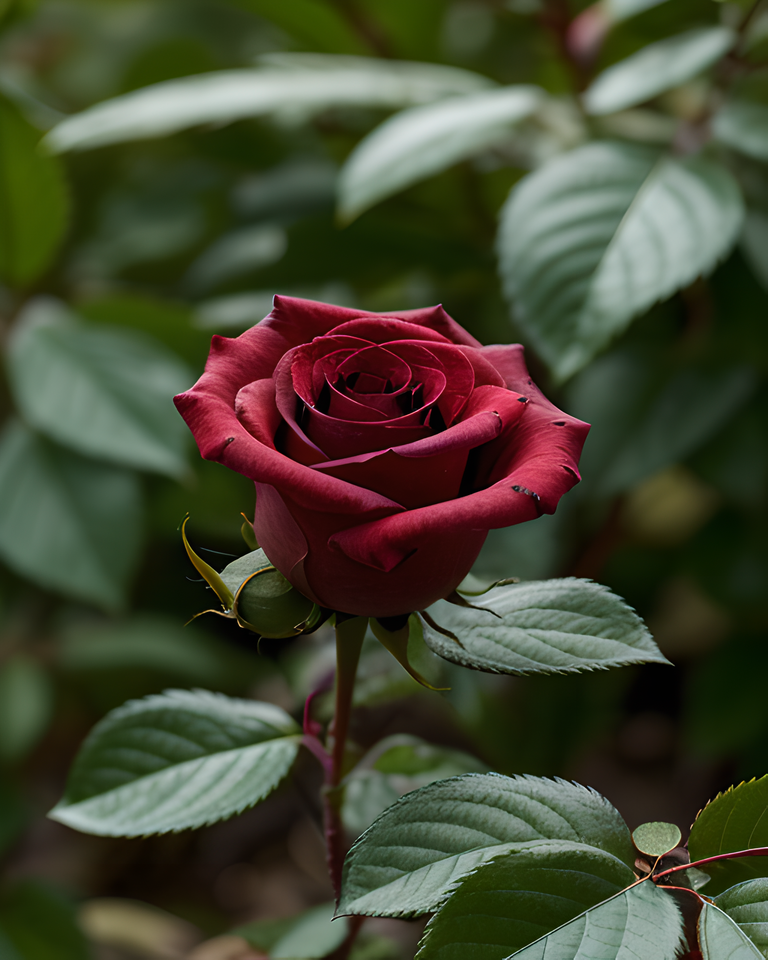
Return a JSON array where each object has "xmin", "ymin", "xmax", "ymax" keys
[{"xmin": 175, "ymin": 297, "xmax": 589, "ymax": 618}]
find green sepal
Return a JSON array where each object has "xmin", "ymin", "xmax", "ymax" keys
[
  {"xmin": 181, "ymin": 516, "xmax": 235, "ymax": 610},
  {"xmin": 240, "ymin": 513, "xmax": 259, "ymax": 551},
  {"xmin": 224, "ymin": 550, "xmax": 316, "ymax": 638},
  {"xmin": 370, "ymin": 617, "xmax": 448, "ymax": 691}
]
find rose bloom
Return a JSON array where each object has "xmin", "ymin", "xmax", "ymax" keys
[{"xmin": 175, "ymin": 297, "xmax": 589, "ymax": 618}]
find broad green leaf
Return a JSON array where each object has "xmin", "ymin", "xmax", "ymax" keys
[
  {"xmin": 49, "ymin": 689, "xmax": 301, "ymax": 836},
  {"xmin": 689, "ymin": 777, "xmax": 768, "ymax": 894},
  {"xmin": 506, "ymin": 880, "xmax": 683, "ymax": 960},
  {"xmin": 421, "ymin": 579, "xmax": 667, "ymax": 676},
  {"xmin": 632, "ymin": 822, "xmax": 682, "ymax": 858},
  {"xmin": 237, "ymin": 903, "xmax": 349, "ymax": 959},
  {"xmin": 498, "ymin": 142, "xmax": 744, "ymax": 379},
  {"xmin": 583, "ymin": 27, "xmax": 735, "ymax": 116},
  {"xmin": 0, "ymin": 656, "xmax": 52, "ymax": 763},
  {"xmin": 713, "ymin": 101, "xmax": 768, "ymax": 162},
  {"xmin": 715, "ymin": 879, "xmax": 768, "ymax": 955},
  {"xmin": 338, "ymin": 86, "xmax": 543, "ymax": 221},
  {"xmin": 0, "ymin": 420, "xmax": 142, "ymax": 611},
  {"xmin": 417, "ymin": 842, "xmax": 636, "ymax": 960},
  {"xmin": 0, "ymin": 95, "xmax": 69, "ymax": 285},
  {"xmin": 699, "ymin": 902, "xmax": 764, "ymax": 960},
  {"xmin": 0, "ymin": 881, "xmax": 90, "ymax": 960},
  {"xmin": 604, "ymin": 0, "xmax": 670, "ymax": 21},
  {"xmin": 342, "ymin": 735, "xmax": 487, "ymax": 838},
  {"xmin": 338, "ymin": 773, "xmax": 635, "ymax": 917},
  {"xmin": 46, "ymin": 56, "xmax": 494, "ymax": 153},
  {"xmin": 7, "ymin": 299, "xmax": 192, "ymax": 477}
]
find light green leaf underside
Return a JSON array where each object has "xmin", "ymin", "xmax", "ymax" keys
[
  {"xmin": 422, "ymin": 579, "xmax": 667, "ymax": 675},
  {"xmin": 49, "ymin": 690, "xmax": 301, "ymax": 836},
  {"xmin": 689, "ymin": 776, "xmax": 768, "ymax": 895},
  {"xmin": 632, "ymin": 821, "xmax": 682, "ymax": 858},
  {"xmin": 713, "ymin": 101, "xmax": 768, "ymax": 162},
  {"xmin": 715, "ymin": 879, "xmax": 768, "ymax": 956},
  {"xmin": 46, "ymin": 55, "xmax": 493, "ymax": 153},
  {"xmin": 7, "ymin": 299, "xmax": 191, "ymax": 477},
  {"xmin": 604, "ymin": 0, "xmax": 669, "ymax": 22},
  {"xmin": 0, "ymin": 96, "xmax": 69, "ymax": 286},
  {"xmin": 700, "ymin": 903, "xmax": 764, "ymax": 960},
  {"xmin": 583, "ymin": 27, "xmax": 735, "ymax": 116},
  {"xmin": 498, "ymin": 142, "xmax": 744, "ymax": 380},
  {"xmin": 236, "ymin": 903, "xmax": 349, "ymax": 959},
  {"xmin": 0, "ymin": 420, "xmax": 142, "ymax": 611},
  {"xmin": 506, "ymin": 880, "xmax": 683, "ymax": 959},
  {"xmin": 338, "ymin": 85, "xmax": 543, "ymax": 221},
  {"xmin": 338, "ymin": 773, "xmax": 634, "ymax": 918},
  {"xmin": 417, "ymin": 841, "xmax": 636, "ymax": 960}
]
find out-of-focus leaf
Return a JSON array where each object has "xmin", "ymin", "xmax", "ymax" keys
[
  {"xmin": 342, "ymin": 735, "xmax": 487, "ymax": 837},
  {"xmin": 504, "ymin": 881, "xmax": 683, "ymax": 959},
  {"xmin": 0, "ymin": 781, "xmax": 25, "ymax": 857},
  {"xmin": 233, "ymin": 158, "xmax": 337, "ymax": 220},
  {"xmin": 339, "ymin": 773, "xmax": 635, "ymax": 917},
  {"xmin": 49, "ymin": 690, "xmax": 301, "ymax": 836},
  {"xmin": 0, "ymin": 656, "xmax": 52, "ymax": 763},
  {"xmin": 714, "ymin": 879, "xmax": 768, "ymax": 954},
  {"xmin": 604, "ymin": 0, "xmax": 670, "ymax": 21},
  {"xmin": 741, "ymin": 211, "xmax": 768, "ymax": 291},
  {"xmin": 0, "ymin": 420, "xmax": 142, "ymax": 611},
  {"xmin": 0, "ymin": 95, "xmax": 69, "ymax": 285},
  {"xmin": 713, "ymin": 101, "xmax": 768, "ymax": 161},
  {"xmin": 184, "ymin": 224, "xmax": 287, "ymax": 293},
  {"xmin": 46, "ymin": 57, "xmax": 494, "ymax": 152},
  {"xmin": 699, "ymin": 901, "xmax": 763, "ymax": 959},
  {"xmin": 237, "ymin": 903, "xmax": 349, "ymax": 959},
  {"xmin": 7, "ymin": 299, "xmax": 191, "ymax": 478},
  {"xmin": 232, "ymin": 0, "xmax": 369, "ymax": 54},
  {"xmin": 338, "ymin": 86, "xmax": 544, "ymax": 221},
  {"xmin": 0, "ymin": 881, "xmax": 90, "ymax": 960},
  {"xmin": 422, "ymin": 579, "xmax": 668, "ymax": 675},
  {"xmin": 417, "ymin": 842, "xmax": 636, "ymax": 960},
  {"xmin": 689, "ymin": 776, "xmax": 768, "ymax": 894},
  {"xmin": 583, "ymin": 27, "xmax": 735, "ymax": 115},
  {"xmin": 499, "ymin": 142, "xmax": 744, "ymax": 379}
]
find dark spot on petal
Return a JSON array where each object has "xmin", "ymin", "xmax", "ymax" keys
[
  {"xmin": 527, "ymin": 379, "xmax": 532, "ymax": 385},
  {"xmin": 517, "ymin": 396, "xmax": 528, "ymax": 403},
  {"xmin": 553, "ymin": 421, "xmax": 565, "ymax": 426},
  {"xmin": 225, "ymin": 437, "xmax": 235, "ymax": 445},
  {"xmin": 512, "ymin": 484, "xmax": 538, "ymax": 498}
]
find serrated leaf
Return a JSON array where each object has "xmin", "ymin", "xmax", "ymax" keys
[
  {"xmin": 7, "ymin": 299, "xmax": 191, "ymax": 477},
  {"xmin": 498, "ymin": 142, "xmax": 744, "ymax": 379},
  {"xmin": 699, "ymin": 902, "xmax": 764, "ymax": 959},
  {"xmin": 49, "ymin": 690, "xmax": 301, "ymax": 836},
  {"xmin": 632, "ymin": 822, "xmax": 681, "ymax": 858},
  {"xmin": 418, "ymin": 841, "xmax": 636, "ymax": 960},
  {"xmin": 689, "ymin": 777, "xmax": 768, "ymax": 895},
  {"xmin": 338, "ymin": 86, "xmax": 543, "ymax": 221},
  {"xmin": 0, "ymin": 95, "xmax": 69, "ymax": 285},
  {"xmin": 0, "ymin": 420, "xmax": 142, "ymax": 611},
  {"xmin": 421, "ymin": 579, "xmax": 667, "ymax": 676},
  {"xmin": 583, "ymin": 27, "xmax": 735, "ymax": 116},
  {"xmin": 338, "ymin": 773, "xmax": 635, "ymax": 918},
  {"xmin": 506, "ymin": 880, "xmax": 683, "ymax": 960},
  {"xmin": 715, "ymin": 879, "xmax": 768, "ymax": 955},
  {"xmin": 46, "ymin": 56, "xmax": 493, "ymax": 153},
  {"xmin": 713, "ymin": 100, "xmax": 768, "ymax": 162}
]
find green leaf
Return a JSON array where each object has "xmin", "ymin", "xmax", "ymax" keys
[
  {"xmin": 338, "ymin": 86, "xmax": 543, "ymax": 221},
  {"xmin": 699, "ymin": 902, "xmax": 764, "ymax": 960},
  {"xmin": 498, "ymin": 142, "xmax": 744, "ymax": 379},
  {"xmin": 0, "ymin": 95, "xmax": 69, "ymax": 286},
  {"xmin": 342, "ymin": 735, "xmax": 487, "ymax": 838},
  {"xmin": 604, "ymin": 0, "xmax": 670, "ymax": 21},
  {"xmin": 0, "ymin": 656, "xmax": 52, "ymax": 763},
  {"xmin": 506, "ymin": 880, "xmax": 683, "ymax": 960},
  {"xmin": 0, "ymin": 881, "xmax": 90, "ymax": 960},
  {"xmin": 583, "ymin": 27, "xmax": 735, "ymax": 116},
  {"xmin": 48, "ymin": 689, "xmax": 301, "ymax": 836},
  {"xmin": 338, "ymin": 773, "xmax": 635, "ymax": 917},
  {"xmin": 7, "ymin": 299, "xmax": 192, "ymax": 478},
  {"xmin": 0, "ymin": 420, "xmax": 142, "ymax": 611},
  {"xmin": 713, "ymin": 100, "xmax": 768, "ymax": 162},
  {"xmin": 233, "ymin": 0, "xmax": 369, "ymax": 54},
  {"xmin": 417, "ymin": 842, "xmax": 636, "ymax": 960},
  {"xmin": 689, "ymin": 777, "xmax": 768, "ymax": 894},
  {"xmin": 421, "ymin": 579, "xmax": 668, "ymax": 676},
  {"xmin": 714, "ymin": 879, "xmax": 768, "ymax": 955},
  {"xmin": 632, "ymin": 822, "xmax": 682, "ymax": 858},
  {"xmin": 45, "ymin": 56, "xmax": 494, "ymax": 153},
  {"xmin": 742, "ymin": 211, "xmax": 768, "ymax": 291},
  {"xmin": 237, "ymin": 903, "xmax": 349, "ymax": 959}
]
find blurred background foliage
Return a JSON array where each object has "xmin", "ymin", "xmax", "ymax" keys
[{"xmin": 0, "ymin": 0, "xmax": 766, "ymax": 956}]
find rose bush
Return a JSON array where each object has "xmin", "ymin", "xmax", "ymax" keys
[{"xmin": 175, "ymin": 296, "xmax": 589, "ymax": 617}]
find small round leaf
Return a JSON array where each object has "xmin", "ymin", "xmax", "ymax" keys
[{"xmin": 633, "ymin": 822, "xmax": 682, "ymax": 858}]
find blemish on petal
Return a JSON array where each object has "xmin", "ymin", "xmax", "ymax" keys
[
  {"xmin": 553, "ymin": 421, "xmax": 566, "ymax": 426},
  {"xmin": 517, "ymin": 396, "xmax": 529, "ymax": 403}
]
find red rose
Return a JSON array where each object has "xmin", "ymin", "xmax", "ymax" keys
[{"xmin": 174, "ymin": 296, "xmax": 589, "ymax": 618}]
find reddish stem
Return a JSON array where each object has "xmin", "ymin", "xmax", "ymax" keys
[{"xmin": 655, "ymin": 846, "xmax": 768, "ymax": 881}]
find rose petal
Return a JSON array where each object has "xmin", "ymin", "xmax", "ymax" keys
[{"xmin": 234, "ymin": 379, "xmax": 282, "ymax": 448}]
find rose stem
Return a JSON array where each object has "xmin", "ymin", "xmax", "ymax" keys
[{"xmin": 324, "ymin": 615, "xmax": 367, "ymax": 901}]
